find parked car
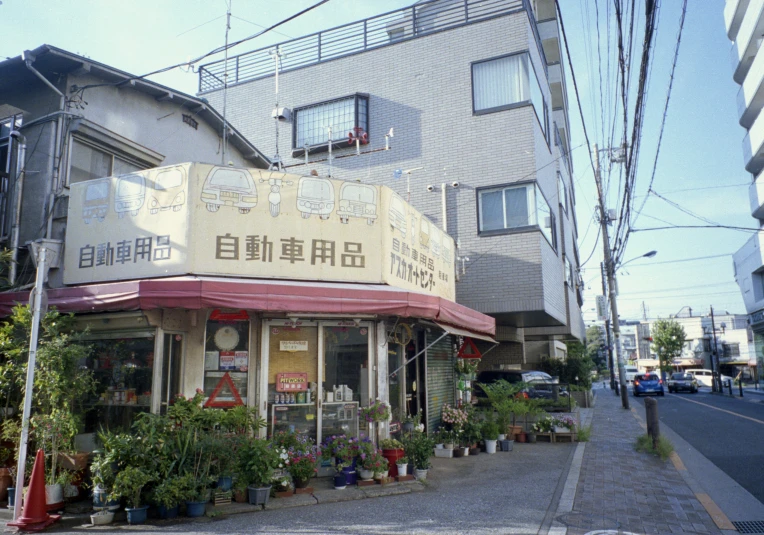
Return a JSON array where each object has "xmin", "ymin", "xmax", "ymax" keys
[
  {"xmin": 667, "ymin": 372, "xmax": 698, "ymax": 394},
  {"xmin": 633, "ymin": 373, "xmax": 664, "ymax": 397},
  {"xmin": 684, "ymin": 369, "xmax": 733, "ymax": 388},
  {"xmin": 475, "ymin": 370, "xmax": 568, "ymax": 400}
]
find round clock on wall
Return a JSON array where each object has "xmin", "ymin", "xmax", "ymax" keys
[{"xmin": 214, "ymin": 325, "xmax": 240, "ymax": 351}]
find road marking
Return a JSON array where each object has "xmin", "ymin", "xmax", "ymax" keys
[
  {"xmin": 695, "ymin": 493, "xmax": 736, "ymax": 530},
  {"xmin": 670, "ymin": 452, "xmax": 686, "ymax": 471},
  {"xmin": 667, "ymin": 394, "xmax": 764, "ymax": 425}
]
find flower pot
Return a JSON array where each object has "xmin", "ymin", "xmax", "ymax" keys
[
  {"xmin": 469, "ymin": 446, "xmax": 481, "ymax": 455},
  {"xmin": 333, "ymin": 473, "xmax": 346, "ymax": 489},
  {"xmin": 516, "ymin": 432, "xmax": 527, "ymax": 443},
  {"xmin": 45, "ymin": 483, "xmax": 64, "ymax": 509},
  {"xmin": 247, "ymin": 485, "xmax": 272, "ymax": 506},
  {"xmin": 444, "ymin": 443, "xmax": 454, "ymax": 450},
  {"xmin": 527, "ymin": 433, "xmax": 537, "ymax": 444},
  {"xmin": 373, "ymin": 470, "xmax": 388, "ymax": 480},
  {"xmin": 500, "ymin": 439, "xmax": 514, "ymax": 452},
  {"xmin": 90, "ymin": 511, "xmax": 114, "ymax": 525},
  {"xmin": 57, "ymin": 452, "xmax": 89, "ymax": 471},
  {"xmin": 414, "ymin": 468, "xmax": 428, "ymax": 481},
  {"xmin": 217, "ymin": 476, "xmax": 233, "ymax": 491},
  {"xmin": 396, "ymin": 463, "xmax": 408, "ymax": 476},
  {"xmin": 485, "ymin": 439, "xmax": 497, "ymax": 454},
  {"xmin": 435, "ymin": 444, "xmax": 444, "ymax": 449},
  {"xmin": 497, "ymin": 434, "xmax": 506, "ymax": 441},
  {"xmin": 342, "ymin": 466, "xmax": 357, "ymax": 486},
  {"xmin": 185, "ymin": 500, "xmax": 207, "ymax": 517},
  {"xmin": 462, "ymin": 447, "xmax": 470, "ymax": 456},
  {"xmin": 126, "ymin": 505, "xmax": 149, "ymax": 525},
  {"xmin": 381, "ymin": 448, "xmax": 405, "ymax": 477},
  {"xmin": 233, "ymin": 489, "xmax": 247, "ymax": 503},
  {"xmin": 359, "ymin": 469, "xmax": 374, "ymax": 481},
  {"xmin": 158, "ymin": 504, "xmax": 179, "ymax": 519},
  {"xmin": 93, "ymin": 485, "xmax": 120, "ymax": 512},
  {"xmin": 453, "ymin": 447, "xmax": 465, "ymax": 458},
  {"xmin": 402, "ymin": 422, "xmax": 415, "ymax": 434},
  {"xmin": 294, "ymin": 477, "xmax": 311, "ymax": 489},
  {"xmin": 554, "ymin": 426, "xmax": 570, "ymax": 434}
]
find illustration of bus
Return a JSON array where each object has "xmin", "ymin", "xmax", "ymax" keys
[
  {"xmin": 82, "ymin": 179, "xmax": 110, "ymax": 224},
  {"xmin": 388, "ymin": 194, "xmax": 407, "ymax": 238},
  {"xmin": 149, "ymin": 166, "xmax": 186, "ymax": 214},
  {"xmin": 115, "ymin": 173, "xmax": 146, "ymax": 218},
  {"xmin": 337, "ymin": 183, "xmax": 377, "ymax": 225},
  {"xmin": 201, "ymin": 167, "xmax": 258, "ymax": 214},
  {"xmin": 297, "ymin": 176, "xmax": 335, "ymax": 220},
  {"xmin": 419, "ymin": 217, "xmax": 431, "ymax": 250}
]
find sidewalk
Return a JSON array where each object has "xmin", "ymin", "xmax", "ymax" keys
[{"xmin": 550, "ymin": 388, "xmax": 727, "ymax": 535}]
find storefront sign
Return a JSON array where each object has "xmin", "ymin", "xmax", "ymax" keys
[
  {"xmin": 64, "ymin": 163, "xmax": 456, "ymax": 300},
  {"xmin": 276, "ymin": 372, "xmax": 308, "ymax": 392},
  {"xmin": 280, "ymin": 341, "xmax": 309, "ymax": 352}
]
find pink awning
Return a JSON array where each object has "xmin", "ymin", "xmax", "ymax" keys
[{"xmin": 0, "ymin": 276, "xmax": 495, "ymax": 338}]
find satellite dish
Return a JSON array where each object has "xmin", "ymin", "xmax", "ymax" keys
[{"xmin": 393, "ymin": 169, "xmax": 402, "ymax": 180}]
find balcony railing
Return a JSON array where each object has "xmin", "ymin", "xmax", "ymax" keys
[{"xmin": 199, "ymin": 0, "xmax": 528, "ymax": 93}]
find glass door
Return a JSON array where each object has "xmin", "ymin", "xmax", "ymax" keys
[
  {"xmin": 158, "ymin": 332, "xmax": 183, "ymax": 415},
  {"xmin": 261, "ymin": 320, "xmax": 319, "ymax": 441}
]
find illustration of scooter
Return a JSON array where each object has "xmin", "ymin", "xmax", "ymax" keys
[{"xmin": 259, "ymin": 176, "xmax": 293, "ymax": 217}]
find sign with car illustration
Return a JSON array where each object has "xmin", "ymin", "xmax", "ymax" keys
[{"xmin": 64, "ymin": 162, "xmax": 455, "ymax": 300}]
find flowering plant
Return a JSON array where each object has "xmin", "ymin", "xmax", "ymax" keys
[
  {"xmin": 359, "ymin": 449, "xmax": 389, "ymax": 474},
  {"xmin": 379, "ymin": 438, "xmax": 404, "ymax": 450},
  {"xmin": 554, "ymin": 415, "xmax": 576, "ymax": 431},
  {"xmin": 532, "ymin": 416, "xmax": 555, "ymax": 433},
  {"xmin": 359, "ymin": 401, "xmax": 390, "ymax": 423},
  {"xmin": 321, "ymin": 434, "xmax": 360, "ymax": 465},
  {"xmin": 441, "ymin": 404, "xmax": 468, "ymax": 434},
  {"xmin": 285, "ymin": 435, "xmax": 320, "ymax": 482},
  {"xmin": 454, "ymin": 358, "xmax": 480, "ymax": 375}
]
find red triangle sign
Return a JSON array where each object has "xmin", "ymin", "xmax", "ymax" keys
[
  {"xmin": 457, "ymin": 337, "xmax": 482, "ymax": 359},
  {"xmin": 205, "ymin": 371, "xmax": 244, "ymax": 408}
]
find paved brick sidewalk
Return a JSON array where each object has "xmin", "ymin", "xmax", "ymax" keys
[{"xmin": 563, "ymin": 390, "xmax": 722, "ymax": 535}]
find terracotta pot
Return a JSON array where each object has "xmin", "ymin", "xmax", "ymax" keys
[
  {"xmin": 233, "ymin": 489, "xmax": 247, "ymax": 503},
  {"xmin": 516, "ymin": 432, "xmax": 527, "ymax": 443},
  {"xmin": 57, "ymin": 452, "xmax": 89, "ymax": 471}
]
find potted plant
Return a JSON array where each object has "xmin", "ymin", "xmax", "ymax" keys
[
  {"xmin": 321, "ymin": 435, "xmax": 360, "ymax": 486},
  {"xmin": 464, "ymin": 419, "xmax": 482, "ymax": 455},
  {"xmin": 359, "ymin": 450, "xmax": 389, "ymax": 479},
  {"xmin": 286, "ymin": 436, "xmax": 320, "ymax": 489},
  {"xmin": 379, "ymin": 438, "xmax": 404, "ymax": 476},
  {"xmin": 152, "ymin": 475, "xmax": 183, "ymax": 520},
  {"xmin": 396, "ymin": 456, "xmax": 409, "ymax": 477},
  {"xmin": 176, "ymin": 473, "xmax": 210, "ymax": 518},
  {"xmin": 239, "ymin": 437, "xmax": 279, "ymax": 506},
  {"xmin": 404, "ymin": 431, "xmax": 435, "ymax": 480},
  {"xmin": 232, "ymin": 480, "xmax": 248, "ymax": 503},
  {"xmin": 110, "ymin": 466, "xmax": 155, "ymax": 525},
  {"xmin": 358, "ymin": 400, "xmax": 390, "ymax": 424},
  {"xmin": 554, "ymin": 415, "xmax": 576, "ymax": 434},
  {"xmin": 481, "ymin": 419, "xmax": 499, "ymax": 454}
]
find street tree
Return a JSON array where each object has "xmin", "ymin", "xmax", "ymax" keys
[
  {"xmin": 585, "ymin": 325, "xmax": 606, "ymax": 368},
  {"xmin": 650, "ymin": 319, "xmax": 686, "ymax": 375}
]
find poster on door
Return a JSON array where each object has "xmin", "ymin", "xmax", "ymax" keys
[{"xmin": 219, "ymin": 352, "xmax": 235, "ymax": 370}]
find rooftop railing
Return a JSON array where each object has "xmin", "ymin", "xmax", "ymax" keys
[{"xmin": 199, "ymin": 0, "xmax": 529, "ymax": 93}]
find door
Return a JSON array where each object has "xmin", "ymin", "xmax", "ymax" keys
[{"xmin": 158, "ymin": 332, "xmax": 183, "ymax": 415}]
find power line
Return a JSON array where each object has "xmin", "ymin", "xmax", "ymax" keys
[{"xmin": 632, "ymin": 225, "xmax": 763, "ymax": 234}]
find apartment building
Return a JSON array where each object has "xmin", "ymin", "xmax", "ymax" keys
[
  {"xmin": 725, "ymin": 0, "xmax": 764, "ymax": 377},
  {"xmin": 198, "ymin": 0, "xmax": 585, "ymax": 368}
]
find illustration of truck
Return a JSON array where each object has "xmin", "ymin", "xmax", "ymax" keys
[
  {"xmin": 201, "ymin": 167, "xmax": 258, "ymax": 214},
  {"xmin": 337, "ymin": 183, "xmax": 377, "ymax": 225},
  {"xmin": 419, "ymin": 217, "xmax": 431, "ymax": 250},
  {"xmin": 388, "ymin": 194, "xmax": 407, "ymax": 238},
  {"xmin": 82, "ymin": 179, "xmax": 110, "ymax": 224},
  {"xmin": 149, "ymin": 166, "xmax": 186, "ymax": 214},
  {"xmin": 115, "ymin": 173, "xmax": 146, "ymax": 218},
  {"xmin": 297, "ymin": 176, "xmax": 335, "ymax": 220}
]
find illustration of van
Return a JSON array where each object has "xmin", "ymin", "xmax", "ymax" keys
[
  {"xmin": 201, "ymin": 167, "xmax": 258, "ymax": 214},
  {"xmin": 337, "ymin": 183, "xmax": 377, "ymax": 225},
  {"xmin": 419, "ymin": 217, "xmax": 431, "ymax": 250},
  {"xmin": 430, "ymin": 227, "xmax": 441, "ymax": 259},
  {"xmin": 297, "ymin": 176, "xmax": 335, "ymax": 220},
  {"xmin": 82, "ymin": 179, "xmax": 110, "ymax": 224},
  {"xmin": 115, "ymin": 173, "xmax": 146, "ymax": 218},
  {"xmin": 441, "ymin": 236, "xmax": 452, "ymax": 265},
  {"xmin": 149, "ymin": 166, "xmax": 186, "ymax": 214},
  {"xmin": 388, "ymin": 194, "xmax": 407, "ymax": 238}
]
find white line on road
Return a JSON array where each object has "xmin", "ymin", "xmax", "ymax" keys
[{"xmin": 666, "ymin": 393, "xmax": 764, "ymax": 425}]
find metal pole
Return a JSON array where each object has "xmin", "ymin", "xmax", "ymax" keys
[
  {"xmin": 14, "ymin": 247, "xmax": 46, "ymax": 520},
  {"xmin": 601, "ymin": 261, "xmax": 616, "ymax": 393},
  {"xmin": 441, "ymin": 183, "xmax": 447, "ymax": 232},
  {"xmin": 593, "ymin": 144, "xmax": 629, "ymax": 409},
  {"xmin": 710, "ymin": 306, "xmax": 720, "ymax": 393}
]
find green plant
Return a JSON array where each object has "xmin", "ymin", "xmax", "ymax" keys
[
  {"xmin": 651, "ymin": 319, "xmax": 687, "ymax": 375},
  {"xmin": 379, "ymin": 438, "xmax": 404, "ymax": 450},
  {"xmin": 576, "ymin": 425, "xmax": 592, "ymax": 442},
  {"xmin": 152, "ymin": 475, "xmax": 183, "ymax": 508},
  {"xmin": 358, "ymin": 401, "xmax": 390, "ymax": 423},
  {"xmin": 321, "ymin": 435, "xmax": 360, "ymax": 464},
  {"xmin": 398, "ymin": 456, "xmax": 409, "ymax": 464},
  {"xmin": 239, "ymin": 437, "xmax": 279, "ymax": 487},
  {"xmin": 359, "ymin": 450, "xmax": 388, "ymax": 474},
  {"xmin": 286, "ymin": 435, "xmax": 320, "ymax": 482},
  {"xmin": 403, "ymin": 431, "xmax": 435, "ymax": 470},
  {"xmin": 532, "ymin": 415, "xmax": 554, "ymax": 433},
  {"xmin": 110, "ymin": 466, "xmax": 155, "ymax": 509},
  {"xmin": 635, "ymin": 434, "xmax": 674, "ymax": 461},
  {"xmin": 481, "ymin": 419, "xmax": 499, "ymax": 441},
  {"xmin": 463, "ymin": 419, "xmax": 483, "ymax": 446}
]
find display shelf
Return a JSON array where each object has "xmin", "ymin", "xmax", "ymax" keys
[
  {"xmin": 271, "ymin": 403, "xmax": 317, "ymax": 437},
  {"xmin": 322, "ymin": 401, "xmax": 359, "ymax": 438}
]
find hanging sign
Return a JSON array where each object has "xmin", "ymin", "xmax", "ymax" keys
[
  {"xmin": 276, "ymin": 372, "xmax": 308, "ymax": 392},
  {"xmin": 457, "ymin": 337, "xmax": 482, "ymax": 359},
  {"xmin": 280, "ymin": 341, "xmax": 308, "ymax": 352},
  {"xmin": 204, "ymin": 372, "xmax": 244, "ymax": 408}
]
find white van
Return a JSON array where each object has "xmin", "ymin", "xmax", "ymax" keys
[
  {"xmin": 685, "ymin": 369, "xmax": 733, "ymax": 388},
  {"xmin": 618, "ymin": 365, "xmax": 639, "ymax": 384}
]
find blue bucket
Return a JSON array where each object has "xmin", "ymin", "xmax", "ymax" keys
[{"xmin": 126, "ymin": 505, "xmax": 149, "ymax": 525}]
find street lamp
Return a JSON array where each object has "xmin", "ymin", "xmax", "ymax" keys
[{"xmin": 617, "ymin": 250, "xmax": 657, "ymax": 269}]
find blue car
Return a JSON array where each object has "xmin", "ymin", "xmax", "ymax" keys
[{"xmin": 633, "ymin": 373, "xmax": 665, "ymax": 397}]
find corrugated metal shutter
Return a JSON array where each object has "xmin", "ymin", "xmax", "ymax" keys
[{"xmin": 426, "ymin": 333, "xmax": 454, "ymax": 432}]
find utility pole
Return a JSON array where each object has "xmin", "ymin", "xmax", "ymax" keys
[
  {"xmin": 593, "ymin": 144, "xmax": 629, "ymax": 409},
  {"xmin": 710, "ymin": 305, "xmax": 721, "ymax": 393},
  {"xmin": 601, "ymin": 261, "xmax": 616, "ymax": 393}
]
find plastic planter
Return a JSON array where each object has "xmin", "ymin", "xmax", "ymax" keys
[
  {"xmin": 126, "ymin": 505, "xmax": 149, "ymax": 525},
  {"xmin": 247, "ymin": 485, "xmax": 271, "ymax": 506},
  {"xmin": 185, "ymin": 500, "xmax": 207, "ymax": 517},
  {"xmin": 158, "ymin": 504, "xmax": 179, "ymax": 519}
]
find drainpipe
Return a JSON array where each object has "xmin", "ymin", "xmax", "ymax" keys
[
  {"xmin": 9, "ymin": 131, "xmax": 26, "ymax": 286},
  {"xmin": 22, "ymin": 50, "xmax": 65, "ymax": 239}
]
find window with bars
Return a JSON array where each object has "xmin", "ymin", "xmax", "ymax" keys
[{"xmin": 293, "ymin": 94, "xmax": 368, "ymax": 149}]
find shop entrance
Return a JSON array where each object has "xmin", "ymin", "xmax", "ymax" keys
[
  {"xmin": 158, "ymin": 332, "xmax": 183, "ymax": 415},
  {"xmin": 260, "ymin": 320, "xmax": 373, "ymax": 443}
]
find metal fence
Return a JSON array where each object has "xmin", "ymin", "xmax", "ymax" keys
[{"xmin": 199, "ymin": 0, "xmax": 527, "ymax": 93}]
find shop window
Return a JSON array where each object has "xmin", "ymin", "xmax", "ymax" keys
[
  {"xmin": 322, "ymin": 325, "xmax": 370, "ymax": 437},
  {"xmin": 293, "ymin": 94, "xmax": 368, "ymax": 149},
  {"xmin": 204, "ymin": 314, "xmax": 250, "ymax": 407},
  {"xmin": 84, "ymin": 336, "xmax": 155, "ymax": 433}
]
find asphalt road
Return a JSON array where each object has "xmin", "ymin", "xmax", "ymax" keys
[{"xmin": 630, "ymin": 386, "xmax": 764, "ymax": 505}]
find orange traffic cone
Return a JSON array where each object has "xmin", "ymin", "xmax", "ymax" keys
[{"xmin": 8, "ymin": 449, "xmax": 60, "ymax": 532}]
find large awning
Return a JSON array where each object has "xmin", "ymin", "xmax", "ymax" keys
[{"xmin": 0, "ymin": 276, "xmax": 495, "ymax": 339}]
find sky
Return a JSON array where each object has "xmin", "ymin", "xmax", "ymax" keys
[{"xmin": 1, "ymin": 0, "xmax": 751, "ymax": 326}]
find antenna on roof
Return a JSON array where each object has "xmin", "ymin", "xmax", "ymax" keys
[
  {"xmin": 221, "ymin": 0, "xmax": 232, "ymax": 165},
  {"xmin": 270, "ymin": 47, "xmax": 284, "ymax": 171}
]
